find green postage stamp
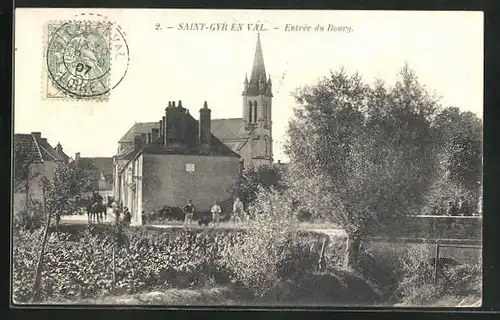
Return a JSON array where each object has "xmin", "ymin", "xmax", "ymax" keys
[{"xmin": 44, "ymin": 19, "xmax": 129, "ymax": 101}]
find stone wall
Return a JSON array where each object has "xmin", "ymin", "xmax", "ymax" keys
[
  {"xmin": 369, "ymin": 216, "xmax": 482, "ymax": 241},
  {"xmin": 142, "ymin": 154, "xmax": 240, "ymax": 213}
]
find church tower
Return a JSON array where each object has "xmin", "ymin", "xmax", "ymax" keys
[{"xmin": 242, "ymin": 33, "xmax": 273, "ymax": 166}]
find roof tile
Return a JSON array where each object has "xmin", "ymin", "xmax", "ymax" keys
[
  {"xmin": 14, "ymin": 133, "xmax": 65, "ymax": 163},
  {"xmin": 119, "ymin": 118, "xmax": 248, "ymax": 144},
  {"xmin": 116, "ymin": 113, "xmax": 243, "ymax": 158}
]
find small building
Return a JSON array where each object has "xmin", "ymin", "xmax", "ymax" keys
[
  {"xmin": 13, "ymin": 132, "xmax": 70, "ymax": 212},
  {"xmin": 114, "ymin": 101, "xmax": 242, "ymax": 225},
  {"xmin": 75, "ymin": 153, "xmax": 114, "ymax": 193}
]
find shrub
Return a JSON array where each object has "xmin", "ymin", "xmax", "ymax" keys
[
  {"xmin": 12, "ymin": 227, "xmax": 248, "ymax": 302},
  {"xmin": 263, "ymin": 270, "xmax": 383, "ymax": 305},
  {"xmin": 13, "ymin": 200, "xmax": 46, "ymax": 232},
  {"xmin": 395, "ymin": 244, "xmax": 482, "ymax": 305},
  {"xmin": 443, "ymin": 262, "xmax": 482, "ymax": 296},
  {"xmin": 395, "ymin": 244, "xmax": 436, "ymax": 304},
  {"xmin": 220, "ymin": 187, "xmax": 323, "ymax": 298},
  {"xmin": 12, "ymin": 201, "xmax": 331, "ymax": 304},
  {"xmin": 147, "ymin": 203, "xmax": 234, "ymax": 224},
  {"xmin": 148, "ymin": 206, "xmax": 184, "ymax": 222},
  {"xmin": 357, "ymin": 242, "xmax": 402, "ymax": 297},
  {"xmin": 226, "ymin": 164, "xmax": 286, "ymax": 209},
  {"xmin": 12, "ymin": 229, "xmax": 44, "ymax": 302}
]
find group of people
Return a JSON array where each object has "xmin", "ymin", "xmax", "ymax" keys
[
  {"xmin": 430, "ymin": 197, "xmax": 481, "ymax": 217},
  {"xmin": 181, "ymin": 197, "xmax": 247, "ymax": 227},
  {"xmin": 87, "ymin": 192, "xmax": 248, "ymax": 227},
  {"xmin": 109, "ymin": 199, "xmax": 132, "ymax": 225},
  {"xmin": 88, "ymin": 191, "xmax": 132, "ymax": 225}
]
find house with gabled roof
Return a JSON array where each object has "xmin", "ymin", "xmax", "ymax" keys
[
  {"xmin": 114, "ymin": 101, "xmax": 243, "ymax": 225},
  {"xmin": 74, "ymin": 154, "xmax": 114, "ymax": 193},
  {"xmin": 13, "ymin": 132, "xmax": 70, "ymax": 212}
]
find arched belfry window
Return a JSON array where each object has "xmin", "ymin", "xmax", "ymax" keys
[
  {"xmin": 248, "ymin": 101, "xmax": 253, "ymax": 123},
  {"xmin": 264, "ymin": 102, "xmax": 268, "ymax": 124},
  {"xmin": 253, "ymin": 101, "xmax": 258, "ymax": 123},
  {"xmin": 264, "ymin": 136, "xmax": 268, "ymax": 156}
]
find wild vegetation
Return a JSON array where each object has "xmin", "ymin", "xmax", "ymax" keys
[{"xmin": 284, "ymin": 64, "xmax": 482, "ymax": 270}]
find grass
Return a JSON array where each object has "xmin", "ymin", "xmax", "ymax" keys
[
  {"xmin": 43, "ymin": 270, "xmax": 387, "ymax": 306},
  {"xmin": 60, "ymin": 213, "xmax": 341, "ymax": 230},
  {"xmin": 147, "ymin": 219, "xmax": 341, "ymax": 231},
  {"xmin": 44, "ymin": 286, "xmax": 240, "ymax": 306}
]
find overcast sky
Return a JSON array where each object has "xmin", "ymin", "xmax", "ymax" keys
[{"xmin": 14, "ymin": 9, "xmax": 483, "ymax": 162}]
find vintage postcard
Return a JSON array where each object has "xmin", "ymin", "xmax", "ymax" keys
[{"xmin": 12, "ymin": 9, "xmax": 483, "ymax": 308}]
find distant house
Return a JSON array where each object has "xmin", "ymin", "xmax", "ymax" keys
[
  {"xmin": 13, "ymin": 132, "xmax": 70, "ymax": 212},
  {"xmin": 114, "ymin": 101, "xmax": 242, "ymax": 225},
  {"xmin": 74, "ymin": 153, "xmax": 113, "ymax": 193}
]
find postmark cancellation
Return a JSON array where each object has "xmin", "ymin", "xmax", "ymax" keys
[{"xmin": 43, "ymin": 19, "xmax": 129, "ymax": 101}]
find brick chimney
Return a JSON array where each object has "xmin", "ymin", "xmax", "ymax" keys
[
  {"xmin": 31, "ymin": 132, "xmax": 42, "ymax": 140},
  {"xmin": 55, "ymin": 142, "xmax": 63, "ymax": 154},
  {"xmin": 162, "ymin": 115, "xmax": 167, "ymax": 145},
  {"xmin": 75, "ymin": 152, "xmax": 80, "ymax": 162},
  {"xmin": 199, "ymin": 101, "xmax": 212, "ymax": 153},
  {"xmin": 133, "ymin": 134, "xmax": 144, "ymax": 151},
  {"xmin": 151, "ymin": 128, "xmax": 159, "ymax": 144},
  {"xmin": 159, "ymin": 119, "xmax": 164, "ymax": 143}
]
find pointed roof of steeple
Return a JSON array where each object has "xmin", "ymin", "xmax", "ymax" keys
[{"xmin": 247, "ymin": 33, "xmax": 267, "ymax": 95}]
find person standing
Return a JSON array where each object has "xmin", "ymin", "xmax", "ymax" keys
[
  {"xmin": 449, "ymin": 201, "xmax": 459, "ymax": 217},
  {"xmin": 458, "ymin": 196, "xmax": 465, "ymax": 212},
  {"xmin": 183, "ymin": 199, "xmax": 196, "ymax": 226},
  {"xmin": 92, "ymin": 191, "xmax": 103, "ymax": 205},
  {"xmin": 114, "ymin": 202, "xmax": 123, "ymax": 225},
  {"xmin": 111, "ymin": 200, "xmax": 118, "ymax": 215},
  {"xmin": 211, "ymin": 201, "xmax": 222, "ymax": 227},
  {"xmin": 462, "ymin": 200, "xmax": 472, "ymax": 216},
  {"xmin": 232, "ymin": 197, "xmax": 245, "ymax": 224},
  {"xmin": 123, "ymin": 206, "xmax": 131, "ymax": 226}
]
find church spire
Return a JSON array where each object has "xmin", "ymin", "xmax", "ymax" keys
[
  {"xmin": 243, "ymin": 73, "xmax": 249, "ymax": 91},
  {"xmin": 247, "ymin": 33, "xmax": 267, "ymax": 95}
]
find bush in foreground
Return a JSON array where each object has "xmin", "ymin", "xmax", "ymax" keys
[
  {"xmin": 13, "ymin": 227, "xmax": 230, "ymax": 302},
  {"xmin": 219, "ymin": 187, "xmax": 327, "ymax": 299},
  {"xmin": 12, "ymin": 220, "xmax": 332, "ymax": 304},
  {"xmin": 395, "ymin": 244, "xmax": 481, "ymax": 306}
]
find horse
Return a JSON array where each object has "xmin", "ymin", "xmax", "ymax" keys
[{"xmin": 87, "ymin": 202, "xmax": 107, "ymax": 224}]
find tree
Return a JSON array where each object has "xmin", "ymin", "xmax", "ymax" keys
[
  {"xmin": 284, "ymin": 65, "xmax": 442, "ymax": 270},
  {"xmin": 434, "ymin": 107, "xmax": 482, "ymax": 196},
  {"xmin": 44, "ymin": 160, "xmax": 89, "ymax": 230},
  {"xmin": 31, "ymin": 160, "xmax": 88, "ymax": 302},
  {"xmin": 227, "ymin": 163, "xmax": 286, "ymax": 209}
]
